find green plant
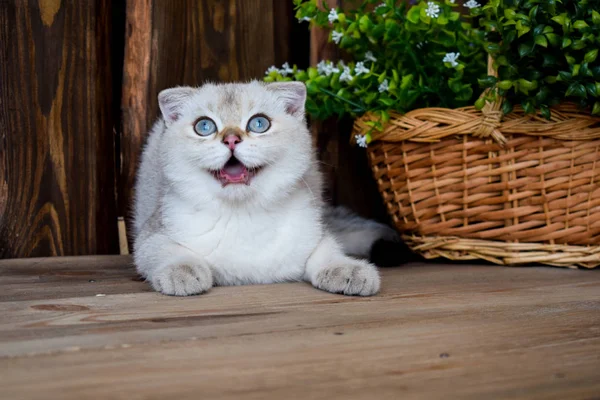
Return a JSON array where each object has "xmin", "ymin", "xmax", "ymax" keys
[
  {"xmin": 474, "ymin": 0, "xmax": 600, "ymax": 117},
  {"xmin": 265, "ymin": 0, "xmax": 488, "ymax": 138}
]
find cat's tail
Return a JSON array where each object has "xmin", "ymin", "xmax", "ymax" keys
[{"xmin": 323, "ymin": 206, "xmax": 400, "ymax": 259}]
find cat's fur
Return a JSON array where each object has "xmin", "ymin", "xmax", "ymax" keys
[{"xmin": 133, "ymin": 81, "xmax": 397, "ymax": 296}]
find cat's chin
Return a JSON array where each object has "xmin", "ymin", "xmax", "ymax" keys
[{"xmin": 211, "ymin": 156, "xmax": 263, "ymax": 187}]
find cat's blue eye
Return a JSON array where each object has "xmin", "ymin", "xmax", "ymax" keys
[
  {"xmin": 194, "ymin": 118, "xmax": 217, "ymax": 137},
  {"xmin": 247, "ymin": 115, "xmax": 271, "ymax": 134}
]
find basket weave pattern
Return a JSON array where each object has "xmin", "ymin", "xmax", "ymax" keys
[{"xmin": 356, "ymin": 104, "xmax": 600, "ymax": 268}]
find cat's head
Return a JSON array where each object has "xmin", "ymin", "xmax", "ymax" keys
[{"xmin": 156, "ymin": 81, "xmax": 312, "ymax": 205}]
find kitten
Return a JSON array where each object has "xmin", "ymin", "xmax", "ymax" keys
[{"xmin": 133, "ymin": 81, "xmax": 397, "ymax": 296}]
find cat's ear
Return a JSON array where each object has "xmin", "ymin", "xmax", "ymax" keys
[
  {"xmin": 158, "ymin": 86, "xmax": 196, "ymax": 125},
  {"xmin": 267, "ymin": 82, "xmax": 306, "ymax": 119}
]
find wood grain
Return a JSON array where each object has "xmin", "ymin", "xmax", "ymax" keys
[
  {"xmin": 119, "ymin": 0, "xmax": 152, "ymax": 242},
  {"xmin": 0, "ymin": 0, "xmax": 118, "ymax": 258},
  {"xmin": 0, "ymin": 256, "xmax": 599, "ymax": 399}
]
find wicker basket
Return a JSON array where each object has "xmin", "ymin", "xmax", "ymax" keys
[{"xmin": 354, "ymin": 61, "xmax": 600, "ymax": 269}]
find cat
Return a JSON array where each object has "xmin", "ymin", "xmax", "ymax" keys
[{"xmin": 132, "ymin": 81, "xmax": 398, "ymax": 297}]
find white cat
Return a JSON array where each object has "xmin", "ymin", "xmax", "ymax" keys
[{"xmin": 133, "ymin": 81, "xmax": 397, "ymax": 296}]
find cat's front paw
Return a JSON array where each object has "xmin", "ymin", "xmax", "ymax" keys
[
  {"xmin": 150, "ymin": 263, "xmax": 213, "ymax": 296},
  {"xmin": 313, "ymin": 259, "xmax": 380, "ymax": 296}
]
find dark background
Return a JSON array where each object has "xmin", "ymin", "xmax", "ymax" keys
[{"xmin": 0, "ymin": 0, "xmax": 388, "ymax": 259}]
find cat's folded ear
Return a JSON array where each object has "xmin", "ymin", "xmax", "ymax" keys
[
  {"xmin": 158, "ymin": 86, "xmax": 196, "ymax": 125},
  {"xmin": 267, "ymin": 82, "xmax": 307, "ymax": 119}
]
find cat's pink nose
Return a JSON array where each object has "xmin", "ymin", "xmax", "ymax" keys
[{"xmin": 223, "ymin": 134, "xmax": 242, "ymax": 150}]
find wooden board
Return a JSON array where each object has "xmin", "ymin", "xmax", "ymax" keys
[
  {"xmin": 1, "ymin": 256, "xmax": 599, "ymax": 399},
  {"xmin": 0, "ymin": 0, "xmax": 118, "ymax": 258}
]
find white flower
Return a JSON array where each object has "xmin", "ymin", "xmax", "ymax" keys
[
  {"xmin": 280, "ymin": 62, "xmax": 294, "ymax": 76},
  {"xmin": 317, "ymin": 60, "xmax": 328, "ymax": 75},
  {"xmin": 365, "ymin": 51, "xmax": 377, "ymax": 62},
  {"xmin": 448, "ymin": 0, "xmax": 455, "ymax": 3},
  {"xmin": 425, "ymin": 2, "xmax": 440, "ymax": 18},
  {"xmin": 328, "ymin": 8, "xmax": 339, "ymax": 23},
  {"xmin": 331, "ymin": 30, "xmax": 344, "ymax": 44},
  {"xmin": 265, "ymin": 66, "xmax": 279, "ymax": 75},
  {"xmin": 354, "ymin": 61, "xmax": 370, "ymax": 75},
  {"xmin": 443, "ymin": 52, "xmax": 460, "ymax": 67},
  {"xmin": 317, "ymin": 60, "xmax": 339, "ymax": 76},
  {"xmin": 355, "ymin": 135, "xmax": 368, "ymax": 148},
  {"xmin": 464, "ymin": 0, "xmax": 480, "ymax": 8},
  {"xmin": 378, "ymin": 79, "xmax": 389, "ymax": 93},
  {"xmin": 339, "ymin": 66, "xmax": 353, "ymax": 83},
  {"xmin": 300, "ymin": 16, "xmax": 311, "ymax": 22}
]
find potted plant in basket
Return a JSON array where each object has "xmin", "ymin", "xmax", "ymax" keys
[{"xmin": 266, "ymin": 0, "xmax": 600, "ymax": 269}]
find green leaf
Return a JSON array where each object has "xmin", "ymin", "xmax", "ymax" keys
[
  {"xmin": 504, "ymin": 30, "xmax": 517, "ymax": 44},
  {"xmin": 381, "ymin": 111, "xmax": 390, "ymax": 123},
  {"xmin": 501, "ymin": 100, "xmax": 513, "ymax": 115},
  {"xmin": 593, "ymin": 102, "xmax": 600, "ymax": 116},
  {"xmin": 561, "ymin": 38, "xmax": 572, "ymax": 49},
  {"xmin": 522, "ymin": 100, "xmax": 535, "ymax": 114},
  {"xmin": 518, "ymin": 43, "xmax": 534, "ymax": 58},
  {"xmin": 435, "ymin": 30, "xmax": 456, "ymax": 46},
  {"xmin": 358, "ymin": 15, "xmax": 371, "ymax": 33},
  {"xmin": 593, "ymin": 10, "xmax": 600, "ymax": 25},
  {"xmin": 475, "ymin": 98, "xmax": 485, "ymax": 110},
  {"xmin": 573, "ymin": 20, "xmax": 589, "ymax": 30},
  {"xmin": 504, "ymin": 9, "xmax": 517, "ymax": 20},
  {"xmin": 308, "ymin": 68, "xmax": 318, "ymax": 80},
  {"xmin": 566, "ymin": 83, "xmax": 587, "ymax": 98},
  {"xmin": 540, "ymin": 104, "xmax": 551, "ymax": 119},
  {"xmin": 498, "ymin": 80, "xmax": 513, "ymax": 90},
  {"xmin": 584, "ymin": 49, "xmax": 599, "ymax": 64},
  {"xmin": 518, "ymin": 79, "xmax": 538, "ymax": 91},
  {"xmin": 485, "ymin": 42, "xmax": 501, "ymax": 52},
  {"xmin": 478, "ymin": 76, "xmax": 497, "ymax": 87},
  {"xmin": 585, "ymin": 82, "xmax": 598, "ymax": 97},
  {"xmin": 545, "ymin": 33, "xmax": 560, "ymax": 46},
  {"xmin": 516, "ymin": 20, "xmax": 531, "ymax": 37},
  {"xmin": 572, "ymin": 40, "xmax": 586, "ymax": 50},
  {"xmin": 407, "ymin": 6, "xmax": 421, "ymax": 24},
  {"xmin": 306, "ymin": 80, "xmax": 319, "ymax": 94},
  {"xmin": 558, "ymin": 71, "xmax": 572, "ymax": 81},
  {"xmin": 534, "ymin": 35, "xmax": 548, "ymax": 47},
  {"xmin": 551, "ymin": 14, "xmax": 566, "ymax": 27}
]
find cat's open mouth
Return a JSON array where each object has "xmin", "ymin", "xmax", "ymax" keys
[{"xmin": 213, "ymin": 157, "xmax": 262, "ymax": 186}]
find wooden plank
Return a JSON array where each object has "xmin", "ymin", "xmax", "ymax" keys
[
  {"xmin": 146, "ymin": 0, "xmax": 277, "ymax": 124},
  {"xmin": 119, "ymin": 0, "xmax": 153, "ymax": 244},
  {"xmin": 0, "ymin": 0, "xmax": 118, "ymax": 258},
  {"xmin": 0, "ymin": 256, "xmax": 599, "ymax": 399}
]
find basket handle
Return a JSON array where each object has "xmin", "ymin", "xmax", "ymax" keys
[{"xmin": 473, "ymin": 55, "xmax": 507, "ymax": 145}]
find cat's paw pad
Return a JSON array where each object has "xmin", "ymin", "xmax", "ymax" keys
[
  {"xmin": 313, "ymin": 260, "xmax": 380, "ymax": 296},
  {"xmin": 151, "ymin": 263, "xmax": 213, "ymax": 296}
]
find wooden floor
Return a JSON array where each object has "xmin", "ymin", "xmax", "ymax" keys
[{"xmin": 1, "ymin": 256, "xmax": 599, "ymax": 400}]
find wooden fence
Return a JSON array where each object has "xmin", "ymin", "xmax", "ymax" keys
[{"xmin": 0, "ymin": 0, "xmax": 386, "ymax": 259}]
